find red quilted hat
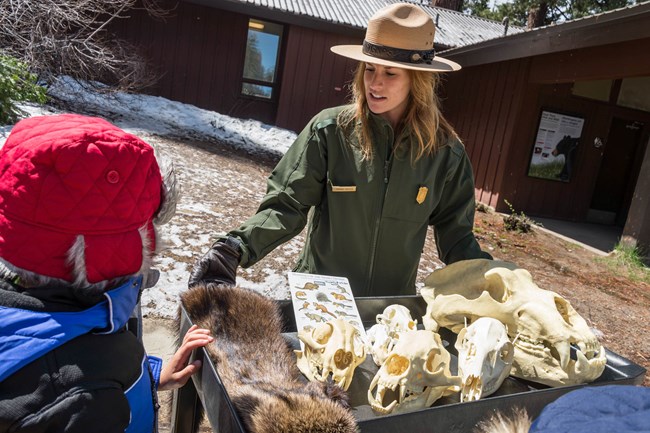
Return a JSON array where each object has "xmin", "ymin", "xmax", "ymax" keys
[{"xmin": 0, "ymin": 114, "xmax": 164, "ymax": 283}]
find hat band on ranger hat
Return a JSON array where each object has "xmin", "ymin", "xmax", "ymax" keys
[{"xmin": 362, "ymin": 40, "xmax": 436, "ymax": 65}]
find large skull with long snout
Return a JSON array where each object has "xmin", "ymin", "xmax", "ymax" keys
[
  {"xmin": 295, "ymin": 318, "xmax": 366, "ymax": 391},
  {"xmin": 421, "ymin": 259, "xmax": 606, "ymax": 388},
  {"xmin": 368, "ymin": 330, "xmax": 461, "ymax": 415},
  {"xmin": 455, "ymin": 317, "xmax": 514, "ymax": 401}
]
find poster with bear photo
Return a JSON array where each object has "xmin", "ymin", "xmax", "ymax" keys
[
  {"xmin": 527, "ymin": 110, "xmax": 584, "ymax": 182},
  {"xmin": 288, "ymin": 272, "xmax": 366, "ymax": 341}
]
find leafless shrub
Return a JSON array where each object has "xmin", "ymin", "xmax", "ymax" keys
[{"xmin": 0, "ymin": 0, "xmax": 169, "ymax": 93}]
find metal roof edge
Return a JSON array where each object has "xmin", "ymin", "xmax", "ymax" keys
[
  {"xmin": 440, "ymin": 1, "xmax": 650, "ymax": 67},
  {"xmin": 183, "ymin": 0, "xmax": 522, "ymax": 42},
  {"xmin": 418, "ymin": 2, "xmax": 525, "ymax": 29},
  {"xmin": 184, "ymin": 0, "xmax": 366, "ymax": 36}
]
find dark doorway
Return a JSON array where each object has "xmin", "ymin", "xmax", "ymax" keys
[{"xmin": 590, "ymin": 117, "xmax": 645, "ymax": 226}]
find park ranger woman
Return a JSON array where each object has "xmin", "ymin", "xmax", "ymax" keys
[{"xmin": 191, "ymin": 2, "xmax": 491, "ymax": 296}]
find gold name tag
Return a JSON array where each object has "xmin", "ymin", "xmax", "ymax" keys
[
  {"xmin": 331, "ymin": 185, "xmax": 357, "ymax": 192},
  {"xmin": 416, "ymin": 186, "xmax": 428, "ymax": 204}
]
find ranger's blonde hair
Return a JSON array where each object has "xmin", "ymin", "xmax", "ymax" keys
[{"xmin": 339, "ymin": 62, "xmax": 459, "ymax": 161}]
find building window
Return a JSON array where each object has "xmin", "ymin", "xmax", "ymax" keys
[{"xmin": 242, "ymin": 19, "xmax": 283, "ymax": 100}]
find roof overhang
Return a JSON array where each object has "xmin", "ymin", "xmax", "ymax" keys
[
  {"xmin": 184, "ymin": 0, "xmax": 366, "ymax": 37},
  {"xmin": 440, "ymin": 1, "xmax": 650, "ymax": 67}
]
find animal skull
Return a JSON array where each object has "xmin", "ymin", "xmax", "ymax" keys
[
  {"xmin": 377, "ymin": 304, "xmax": 417, "ymax": 335},
  {"xmin": 455, "ymin": 317, "xmax": 514, "ymax": 401},
  {"xmin": 366, "ymin": 323, "xmax": 395, "ymax": 366},
  {"xmin": 368, "ymin": 330, "xmax": 461, "ymax": 414},
  {"xmin": 295, "ymin": 318, "xmax": 366, "ymax": 390},
  {"xmin": 366, "ymin": 305, "xmax": 418, "ymax": 367},
  {"xmin": 421, "ymin": 259, "xmax": 606, "ymax": 387}
]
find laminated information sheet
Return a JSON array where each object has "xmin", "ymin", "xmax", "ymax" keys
[{"xmin": 288, "ymin": 272, "xmax": 367, "ymax": 341}]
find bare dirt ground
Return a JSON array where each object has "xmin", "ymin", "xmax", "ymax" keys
[{"xmin": 150, "ymin": 133, "xmax": 648, "ymax": 429}]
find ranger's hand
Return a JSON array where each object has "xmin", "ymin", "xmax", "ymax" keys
[{"xmin": 188, "ymin": 238, "xmax": 241, "ymax": 287}]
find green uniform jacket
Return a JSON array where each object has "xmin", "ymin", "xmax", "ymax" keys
[{"xmin": 230, "ymin": 105, "xmax": 491, "ymax": 296}]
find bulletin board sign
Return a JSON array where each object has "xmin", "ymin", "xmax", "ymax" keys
[{"xmin": 527, "ymin": 110, "xmax": 584, "ymax": 182}]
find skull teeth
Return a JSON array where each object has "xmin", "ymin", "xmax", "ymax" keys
[
  {"xmin": 513, "ymin": 334, "xmax": 601, "ymax": 360},
  {"xmin": 511, "ymin": 332, "xmax": 606, "ymax": 383},
  {"xmin": 555, "ymin": 340, "xmax": 571, "ymax": 370},
  {"xmin": 399, "ymin": 384, "xmax": 407, "ymax": 404},
  {"xmin": 369, "ymin": 378, "xmax": 428, "ymax": 413},
  {"xmin": 460, "ymin": 375, "xmax": 482, "ymax": 402},
  {"xmin": 578, "ymin": 341, "xmax": 587, "ymax": 353},
  {"xmin": 368, "ymin": 381, "xmax": 399, "ymax": 413}
]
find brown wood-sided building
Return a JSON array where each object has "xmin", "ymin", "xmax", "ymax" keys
[
  {"xmin": 112, "ymin": 0, "xmax": 650, "ymax": 256},
  {"xmin": 441, "ymin": 2, "xmax": 650, "ymax": 256},
  {"xmin": 110, "ymin": 0, "xmax": 515, "ymax": 131}
]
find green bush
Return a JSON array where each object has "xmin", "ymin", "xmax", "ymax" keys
[
  {"xmin": 0, "ymin": 54, "xmax": 47, "ymax": 125},
  {"xmin": 503, "ymin": 199, "xmax": 534, "ymax": 233}
]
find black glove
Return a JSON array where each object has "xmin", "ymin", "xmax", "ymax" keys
[{"xmin": 188, "ymin": 237, "xmax": 241, "ymax": 287}]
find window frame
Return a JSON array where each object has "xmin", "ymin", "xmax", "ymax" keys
[{"xmin": 240, "ymin": 18, "xmax": 284, "ymax": 102}]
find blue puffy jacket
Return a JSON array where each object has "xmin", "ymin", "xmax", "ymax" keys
[{"xmin": 0, "ymin": 277, "xmax": 161, "ymax": 433}]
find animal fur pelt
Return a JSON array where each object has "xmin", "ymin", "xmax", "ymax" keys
[{"xmin": 180, "ymin": 283, "xmax": 358, "ymax": 433}]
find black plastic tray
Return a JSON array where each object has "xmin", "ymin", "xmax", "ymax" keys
[{"xmin": 170, "ymin": 295, "xmax": 646, "ymax": 433}]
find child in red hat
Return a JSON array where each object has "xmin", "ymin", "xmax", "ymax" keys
[{"xmin": 0, "ymin": 114, "xmax": 212, "ymax": 432}]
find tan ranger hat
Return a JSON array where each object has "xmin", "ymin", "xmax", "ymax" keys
[{"xmin": 331, "ymin": 2, "xmax": 461, "ymax": 72}]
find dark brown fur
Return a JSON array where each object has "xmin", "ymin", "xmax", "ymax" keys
[{"xmin": 180, "ymin": 284, "xmax": 358, "ymax": 433}]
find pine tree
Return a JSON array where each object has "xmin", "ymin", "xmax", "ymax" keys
[{"xmin": 464, "ymin": 0, "xmax": 634, "ymax": 28}]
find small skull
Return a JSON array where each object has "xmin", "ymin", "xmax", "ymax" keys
[
  {"xmin": 455, "ymin": 317, "xmax": 514, "ymax": 401},
  {"xmin": 295, "ymin": 318, "xmax": 366, "ymax": 390},
  {"xmin": 377, "ymin": 304, "xmax": 417, "ymax": 335},
  {"xmin": 366, "ymin": 323, "xmax": 396, "ymax": 366},
  {"xmin": 366, "ymin": 305, "xmax": 417, "ymax": 367},
  {"xmin": 368, "ymin": 330, "xmax": 461, "ymax": 414}
]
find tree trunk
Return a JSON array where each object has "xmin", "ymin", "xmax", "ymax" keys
[
  {"xmin": 527, "ymin": 1, "xmax": 549, "ymax": 29},
  {"xmin": 430, "ymin": 0, "xmax": 463, "ymax": 12}
]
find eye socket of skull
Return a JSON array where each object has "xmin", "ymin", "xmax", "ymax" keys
[
  {"xmin": 484, "ymin": 270, "xmax": 513, "ymax": 302},
  {"xmin": 425, "ymin": 347, "xmax": 442, "ymax": 373},
  {"xmin": 386, "ymin": 354, "xmax": 409, "ymax": 375},
  {"xmin": 377, "ymin": 310, "xmax": 394, "ymax": 325},
  {"xmin": 554, "ymin": 297, "xmax": 573, "ymax": 325},
  {"xmin": 313, "ymin": 323, "xmax": 333, "ymax": 344}
]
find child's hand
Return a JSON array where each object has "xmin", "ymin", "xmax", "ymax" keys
[{"xmin": 158, "ymin": 325, "xmax": 213, "ymax": 391}]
